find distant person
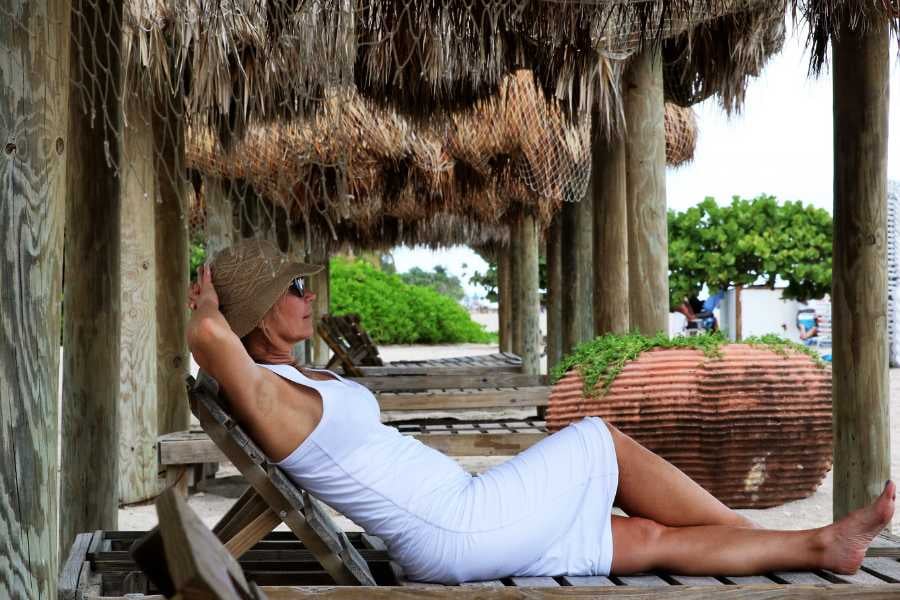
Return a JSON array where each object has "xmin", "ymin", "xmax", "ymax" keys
[{"xmin": 797, "ymin": 308, "xmax": 818, "ymax": 344}]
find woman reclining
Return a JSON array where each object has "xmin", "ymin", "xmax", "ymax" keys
[{"xmin": 187, "ymin": 239, "xmax": 895, "ymax": 584}]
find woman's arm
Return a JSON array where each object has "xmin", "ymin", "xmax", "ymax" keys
[{"xmin": 187, "ymin": 265, "xmax": 271, "ymax": 404}]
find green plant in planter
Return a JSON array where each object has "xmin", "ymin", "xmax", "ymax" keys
[{"xmin": 551, "ymin": 331, "xmax": 825, "ymax": 397}]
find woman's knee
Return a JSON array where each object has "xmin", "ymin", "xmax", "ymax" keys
[{"xmin": 610, "ymin": 516, "xmax": 667, "ymax": 573}]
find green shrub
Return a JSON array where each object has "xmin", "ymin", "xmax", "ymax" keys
[{"xmin": 330, "ymin": 258, "xmax": 493, "ymax": 344}]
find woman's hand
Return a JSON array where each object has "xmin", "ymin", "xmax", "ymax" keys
[{"xmin": 188, "ymin": 264, "xmax": 219, "ymax": 313}]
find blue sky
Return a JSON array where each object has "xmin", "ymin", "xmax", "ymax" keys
[{"xmin": 393, "ymin": 30, "xmax": 900, "ymax": 298}]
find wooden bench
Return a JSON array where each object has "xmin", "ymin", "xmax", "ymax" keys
[
  {"xmin": 318, "ymin": 313, "xmax": 522, "ymax": 376},
  {"xmin": 159, "ymin": 372, "xmax": 551, "ymax": 490},
  {"xmin": 59, "ymin": 525, "xmax": 900, "ymax": 598}
]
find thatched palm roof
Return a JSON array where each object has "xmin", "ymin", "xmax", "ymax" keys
[
  {"xmin": 123, "ymin": 0, "xmax": 791, "ymax": 137},
  {"xmin": 186, "ymin": 72, "xmax": 698, "ymax": 250}
]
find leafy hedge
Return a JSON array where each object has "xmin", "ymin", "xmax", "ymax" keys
[{"xmin": 330, "ymin": 258, "xmax": 493, "ymax": 344}]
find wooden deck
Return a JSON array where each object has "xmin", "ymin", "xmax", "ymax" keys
[{"xmin": 59, "ymin": 530, "xmax": 900, "ymax": 599}]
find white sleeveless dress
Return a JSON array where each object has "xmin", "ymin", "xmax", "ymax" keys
[{"xmin": 262, "ymin": 363, "xmax": 619, "ymax": 584}]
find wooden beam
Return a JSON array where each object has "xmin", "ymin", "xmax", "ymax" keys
[
  {"xmin": 517, "ymin": 214, "xmax": 541, "ymax": 375},
  {"xmin": 119, "ymin": 100, "xmax": 161, "ymax": 503},
  {"xmin": 831, "ymin": 15, "xmax": 891, "ymax": 519},
  {"xmin": 59, "ymin": 0, "xmax": 122, "ymax": 557},
  {"xmin": 624, "ymin": 48, "xmax": 669, "ymax": 336},
  {"xmin": 545, "ymin": 214, "xmax": 563, "ymax": 368},
  {"xmin": 309, "ymin": 248, "xmax": 331, "ymax": 365},
  {"xmin": 498, "ymin": 252, "xmax": 512, "ymax": 353},
  {"xmin": 377, "ymin": 387, "xmax": 549, "ymax": 411},
  {"xmin": 509, "ymin": 220, "xmax": 522, "ymax": 356},
  {"xmin": 592, "ymin": 126, "xmax": 629, "ymax": 335},
  {"xmin": 153, "ymin": 89, "xmax": 190, "ymax": 437},
  {"xmin": 561, "ymin": 198, "xmax": 594, "ymax": 353},
  {"xmin": 0, "ymin": 0, "xmax": 70, "ymax": 596},
  {"xmin": 204, "ymin": 177, "xmax": 238, "ymax": 258}
]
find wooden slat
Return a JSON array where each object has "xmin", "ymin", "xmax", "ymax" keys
[
  {"xmin": 773, "ymin": 571, "xmax": 833, "ymax": 585},
  {"xmin": 616, "ymin": 574, "xmax": 671, "ymax": 587},
  {"xmin": 352, "ymin": 374, "xmax": 546, "ymax": 392},
  {"xmin": 377, "ymin": 387, "xmax": 549, "ymax": 411},
  {"xmin": 561, "ymin": 576, "xmax": 615, "ymax": 586},
  {"xmin": 59, "ymin": 532, "xmax": 96, "ymax": 600},
  {"xmin": 509, "ymin": 577, "xmax": 559, "ymax": 587},
  {"xmin": 460, "ymin": 580, "xmax": 506, "ymax": 587},
  {"xmin": 411, "ymin": 432, "xmax": 546, "ymax": 456},
  {"xmin": 823, "ymin": 568, "xmax": 890, "ymax": 585},
  {"xmin": 863, "ymin": 557, "xmax": 900, "ymax": 582},
  {"xmin": 723, "ymin": 575, "xmax": 779, "ymax": 585},
  {"xmin": 356, "ymin": 365, "xmax": 520, "ymax": 376},
  {"xmin": 667, "ymin": 575, "xmax": 723, "ymax": 586}
]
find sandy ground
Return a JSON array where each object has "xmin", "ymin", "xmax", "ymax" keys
[{"xmin": 119, "ymin": 328, "xmax": 900, "ymax": 536}]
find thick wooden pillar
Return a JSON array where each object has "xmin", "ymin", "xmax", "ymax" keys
[
  {"xmin": 1, "ymin": 0, "xmax": 70, "ymax": 595},
  {"xmin": 309, "ymin": 246, "xmax": 331, "ymax": 365},
  {"xmin": 561, "ymin": 198, "xmax": 594, "ymax": 354},
  {"xmin": 624, "ymin": 48, "xmax": 669, "ymax": 336},
  {"xmin": 832, "ymin": 16, "xmax": 891, "ymax": 520},
  {"xmin": 593, "ymin": 126, "xmax": 630, "ymax": 335},
  {"xmin": 517, "ymin": 214, "xmax": 541, "ymax": 375},
  {"xmin": 497, "ymin": 252, "xmax": 512, "ymax": 353},
  {"xmin": 509, "ymin": 219, "xmax": 522, "ymax": 355},
  {"xmin": 153, "ymin": 93, "xmax": 190, "ymax": 437},
  {"xmin": 118, "ymin": 102, "xmax": 160, "ymax": 503},
  {"xmin": 60, "ymin": 0, "xmax": 122, "ymax": 557},
  {"xmin": 545, "ymin": 215, "xmax": 563, "ymax": 368},
  {"xmin": 204, "ymin": 177, "xmax": 237, "ymax": 258}
]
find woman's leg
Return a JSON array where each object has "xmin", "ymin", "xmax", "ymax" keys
[
  {"xmin": 610, "ymin": 481, "xmax": 895, "ymax": 576},
  {"xmin": 607, "ymin": 423, "xmax": 754, "ymax": 528}
]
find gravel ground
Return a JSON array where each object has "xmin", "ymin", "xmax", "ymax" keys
[{"xmin": 119, "ymin": 341, "xmax": 900, "ymax": 534}]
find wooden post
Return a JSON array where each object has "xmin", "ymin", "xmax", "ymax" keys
[
  {"xmin": 624, "ymin": 48, "xmax": 669, "ymax": 336},
  {"xmin": 560, "ymin": 198, "xmax": 594, "ymax": 354},
  {"xmin": 498, "ymin": 251, "xmax": 513, "ymax": 353},
  {"xmin": 153, "ymin": 92, "xmax": 190, "ymax": 437},
  {"xmin": 518, "ymin": 214, "xmax": 541, "ymax": 375},
  {"xmin": 545, "ymin": 215, "xmax": 563, "ymax": 368},
  {"xmin": 204, "ymin": 177, "xmax": 237, "ymax": 259},
  {"xmin": 832, "ymin": 15, "xmax": 891, "ymax": 520},
  {"xmin": 119, "ymin": 101, "xmax": 161, "ymax": 503},
  {"xmin": 509, "ymin": 219, "xmax": 522, "ymax": 355},
  {"xmin": 60, "ymin": 0, "xmax": 122, "ymax": 557},
  {"xmin": 1, "ymin": 0, "xmax": 70, "ymax": 595},
  {"xmin": 309, "ymin": 245, "xmax": 331, "ymax": 366},
  {"xmin": 593, "ymin": 127, "xmax": 630, "ymax": 335}
]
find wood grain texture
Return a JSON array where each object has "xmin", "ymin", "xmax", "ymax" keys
[
  {"xmin": 352, "ymin": 373, "xmax": 546, "ymax": 392},
  {"xmin": 517, "ymin": 214, "xmax": 541, "ymax": 375},
  {"xmin": 59, "ymin": 0, "xmax": 122, "ymax": 559},
  {"xmin": 545, "ymin": 215, "xmax": 563, "ymax": 371},
  {"xmin": 831, "ymin": 16, "xmax": 892, "ymax": 520},
  {"xmin": 204, "ymin": 177, "xmax": 237, "ymax": 258},
  {"xmin": 153, "ymin": 90, "xmax": 190, "ymax": 437},
  {"xmin": 310, "ymin": 249, "xmax": 331, "ymax": 365},
  {"xmin": 0, "ymin": 0, "xmax": 69, "ymax": 597},
  {"xmin": 509, "ymin": 219, "xmax": 522, "ymax": 356},
  {"xmin": 498, "ymin": 252, "xmax": 512, "ymax": 353},
  {"xmin": 561, "ymin": 189, "xmax": 594, "ymax": 351},
  {"xmin": 624, "ymin": 48, "xmax": 669, "ymax": 336},
  {"xmin": 118, "ymin": 101, "xmax": 161, "ymax": 504},
  {"xmin": 592, "ymin": 126, "xmax": 629, "ymax": 335}
]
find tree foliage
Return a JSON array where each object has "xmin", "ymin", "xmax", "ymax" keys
[
  {"xmin": 330, "ymin": 258, "xmax": 493, "ymax": 344},
  {"xmin": 400, "ymin": 265, "xmax": 465, "ymax": 301},
  {"xmin": 668, "ymin": 195, "xmax": 832, "ymax": 308}
]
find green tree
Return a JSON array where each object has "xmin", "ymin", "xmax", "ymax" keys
[
  {"xmin": 668, "ymin": 195, "xmax": 832, "ymax": 308},
  {"xmin": 399, "ymin": 265, "xmax": 465, "ymax": 301}
]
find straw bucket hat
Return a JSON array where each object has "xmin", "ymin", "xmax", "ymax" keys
[{"xmin": 210, "ymin": 239, "xmax": 323, "ymax": 338}]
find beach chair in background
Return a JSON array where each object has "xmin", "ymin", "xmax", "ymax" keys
[{"xmin": 318, "ymin": 313, "xmax": 522, "ymax": 377}]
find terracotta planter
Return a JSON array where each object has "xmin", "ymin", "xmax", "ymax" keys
[{"xmin": 546, "ymin": 344, "xmax": 832, "ymax": 508}]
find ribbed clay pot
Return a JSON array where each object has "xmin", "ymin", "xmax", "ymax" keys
[{"xmin": 546, "ymin": 344, "xmax": 832, "ymax": 508}]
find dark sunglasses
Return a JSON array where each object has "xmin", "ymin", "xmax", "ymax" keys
[{"xmin": 289, "ymin": 276, "xmax": 306, "ymax": 298}]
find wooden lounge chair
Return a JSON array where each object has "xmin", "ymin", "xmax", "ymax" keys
[{"xmin": 318, "ymin": 313, "xmax": 522, "ymax": 377}]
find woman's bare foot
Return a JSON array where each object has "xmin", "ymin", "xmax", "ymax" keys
[{"xmin": 821, "ymin": 481, "xmax": 896, "ymax": 574}]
